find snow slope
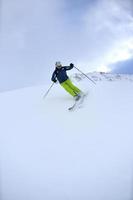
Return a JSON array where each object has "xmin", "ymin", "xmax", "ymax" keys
[{"xmin": 0, "ymin": 73, "xmax": 133, "ymax": 200}]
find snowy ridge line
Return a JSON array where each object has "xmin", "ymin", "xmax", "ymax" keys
[{"xmin": 71, "ymin": 72, "xmax": 133, "ymax": 82}]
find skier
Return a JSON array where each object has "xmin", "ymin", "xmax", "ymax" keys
[{"xmin": 51, "ymin": 61, "xmax": 83, "ymax": 101}]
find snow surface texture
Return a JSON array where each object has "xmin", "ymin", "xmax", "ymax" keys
[{"xmin": 0, "ymin": 73, "xmax": 133, "ymax": 200}]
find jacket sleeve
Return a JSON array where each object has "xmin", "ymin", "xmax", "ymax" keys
[
  {"xmin": 64, "ymin": 63, "xmax": 74, "ymax": 71},
  {"xmin": 51, "ymin": 70, "xmax": 57, "ymax": 82}
]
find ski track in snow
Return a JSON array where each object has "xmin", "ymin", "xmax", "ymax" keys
[{"xmin": 0, "ymin": 74, "xmax": 133, "ymax": 200}]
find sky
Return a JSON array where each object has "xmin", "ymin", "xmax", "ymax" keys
[{"xmin": 0, "ymin": 0, "xmax": 133, "ymax": 92}]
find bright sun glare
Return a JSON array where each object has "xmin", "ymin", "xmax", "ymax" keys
[
  {"xmin": 108, "ymin": 40, "xmax": 133, "ymax": 63},
  {"xmin": 97, "ymin": 39, "xmax": 133, "ymax": 73},
  {"xmin": 97, "ymin": 65, "xmax": 111, "ymax": 73}
]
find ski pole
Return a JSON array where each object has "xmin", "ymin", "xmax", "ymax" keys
[
  {"xmin": 74, "ymin": 66, "xmax": 96, "ymax": 85},
  {"xmin": 43, "ymin": 82, "xmax": 54, "ymax": 99}
]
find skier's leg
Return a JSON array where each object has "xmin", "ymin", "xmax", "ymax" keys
[
  {"xmin": 65, "ymin": 79, "xmax": 81, "ymax": 94},
  {"xmin": 61, "ymin": 81, "xmax": 77, "ymax": 97}
]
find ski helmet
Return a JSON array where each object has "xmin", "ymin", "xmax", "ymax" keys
[{"xmin": 55, "ymin": 61, "xmax": 62, "ymax": 68}]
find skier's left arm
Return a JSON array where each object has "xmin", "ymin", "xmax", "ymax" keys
[{"xmin": 65, "ymin": 63, "xmax": 74, "ymax": 71}]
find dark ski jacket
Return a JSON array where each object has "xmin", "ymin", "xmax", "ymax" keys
[{"xmin": 51, "ymin": 64, "xmax": 74, "ymax": 84}]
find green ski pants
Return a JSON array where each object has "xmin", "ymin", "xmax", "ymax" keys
[{"xmin": 61, "ymin": 79, "xmax": 81, "ymax": 97}]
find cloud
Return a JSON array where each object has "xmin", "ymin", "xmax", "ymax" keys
[
  {"xmin": 110, "ymin": 57, "xmax": 133, "ymax": 74},
  {"xmin": 77, "ymin": 0, "xmax": 133, "ymax": 69},
  {"xmin": 0, "ymin": 0, "xmax": 69, "ymax": 91},
  {"xmin": 54, "ymin": 0, "xmax": 133, "ymax": 73}
]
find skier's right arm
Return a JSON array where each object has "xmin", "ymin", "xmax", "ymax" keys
[{"xmin": 51, "ymin": 70, "xmax": 57, "ymax": 83}]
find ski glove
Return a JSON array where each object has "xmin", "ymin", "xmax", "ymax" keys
[
  {"xmin": 52, "ymin": 79, "xmax": 57, "ymax": 83},
  {"xmin": 51, "ymin": 77, "xmax": 57, "ymax": 83},
  {"xmin": 70, "ymin": 63, "xmax": 74, "ymax": 68}
]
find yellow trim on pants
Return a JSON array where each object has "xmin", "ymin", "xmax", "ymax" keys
[{"xmin": 61, "ymin": 79, "xmax": 81, "ymax": 97}]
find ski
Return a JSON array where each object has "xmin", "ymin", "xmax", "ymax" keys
[
  {"xmin": 68, "ymin": 93, "xmax": 88, "ymax": 111},
  {"xmin": 68, "ymin": 101, "xmax": 77, "ymax": 111}
]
